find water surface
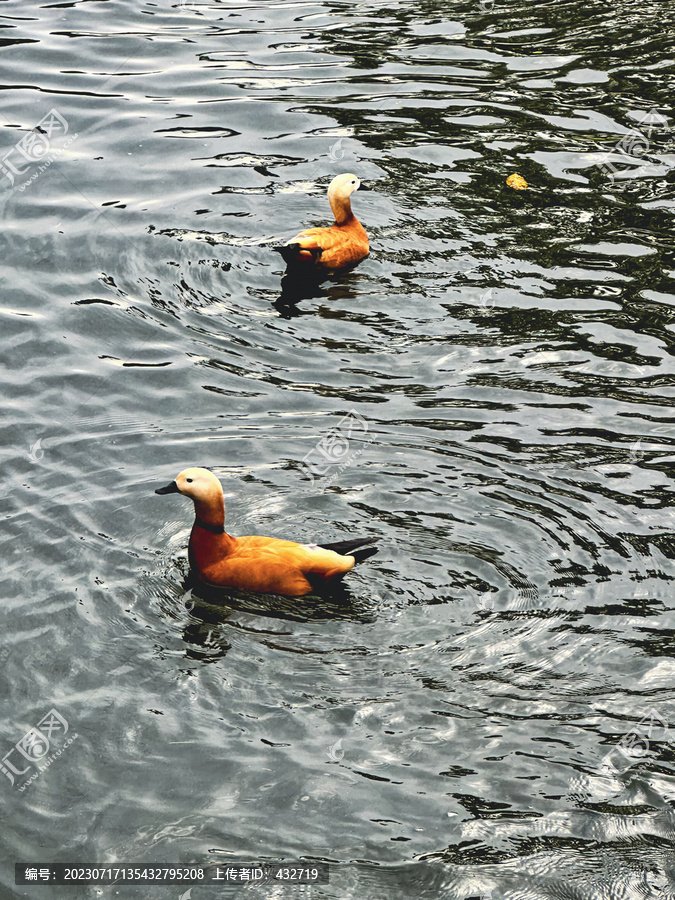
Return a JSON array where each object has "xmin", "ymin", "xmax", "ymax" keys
[{"xmin": 2, "ymin": 0, "xmax": 675, "ymax": 896}]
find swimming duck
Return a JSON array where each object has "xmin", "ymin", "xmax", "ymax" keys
[
  {"xmin": 273, "ymin": 173, "xmax": 370, "ymax": 272},
  {"xmin": 155, "ymin": 467, "xmax": 378, "ymax": 597}
]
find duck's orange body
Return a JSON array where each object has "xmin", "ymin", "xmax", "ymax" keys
[
  {"xmin": 156, "ymin": 468, "xmax": 378, "ymax": 597},
  {"xmin": 275, "ymin": 173, "xmax": 370, "ymax": 273},
  {"xmin": 189, "ymin": 528, "xmax": 360, "ymax": 596}
]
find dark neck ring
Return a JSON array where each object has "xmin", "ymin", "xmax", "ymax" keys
[{"xmin": 194, "ymin": 517, "xmax": 225, "ymax": 534}]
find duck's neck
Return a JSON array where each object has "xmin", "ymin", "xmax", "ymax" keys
[
  {"xmin": 328, "ymin": 190, "xmax": 354, "ymax": 226},
  {"xmin": 193, "ymin": 494, "xmax": 225, "ymax": 533}
]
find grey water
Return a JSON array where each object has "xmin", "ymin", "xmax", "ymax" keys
[{"xmin": 2, "ymin": 0, "xmax": 675, "ymax": 897}]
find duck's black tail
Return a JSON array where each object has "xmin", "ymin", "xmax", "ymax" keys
[
  {"xmin": 319, "ymin": 537, "xmax": 379, "ymax": 565},
  {"xmin": 273, "ymin": 243, "xmax": 300, "ymax": 265}
]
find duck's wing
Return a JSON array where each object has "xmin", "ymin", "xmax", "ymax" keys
[
  {"xmin": 273, "ymin": 226, "xmax": 344, "ymax": 263},
  {"xmin": 291, "ymin": 226, "xmax": 336, "ymax": 248},
  {"xmin": 274, "ymin": 222, "xmax": 369, "ymax": 270},
  {"xmin": 234, "ymin": 536, "xmax": 368, "ymax": 580}
]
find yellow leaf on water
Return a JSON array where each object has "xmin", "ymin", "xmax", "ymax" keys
[{"xmin": 506, "ymin": 173, "xmax": 528, "ymax": 190}]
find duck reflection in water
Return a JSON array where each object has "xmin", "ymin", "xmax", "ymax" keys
[
  {"xmin": 174, "ymin": 577, "xmax": 375, "ymax": 661},
  {"xmin": 273, "ymin": 269, "xmax": 365, "ymax": 317},
  {"xmin": 179, "ymin": 572, "xmax": 376, "ymax": 625}
]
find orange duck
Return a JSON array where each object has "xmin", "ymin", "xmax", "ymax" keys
[
  {"xmin": 274, "ymin": 173, "xmax": 370, "ymax": 272},
  {"xmin": 155, "ymin": 467, "xmax": 378, "ymax": 597}
]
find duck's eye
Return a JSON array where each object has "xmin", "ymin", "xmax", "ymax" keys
[
  {"xmin": 351, "ymin": 180, "xmax": 356, "ymax": 185},
  {"xmin": 186, "ymin": 478, "xmax": 193, "ymax": 483}
]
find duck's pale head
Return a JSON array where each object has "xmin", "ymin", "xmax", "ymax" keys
[
  {"xmin": 155, "ymin": 467, "xmax": 225, "ymax": 531},
  {"xmin": 155, "ymin": 467, "xmax": 224, "ymax": 520},
  {"xmin": 328, "ymin": 173, "xmax": 360, "ymax": 202}
]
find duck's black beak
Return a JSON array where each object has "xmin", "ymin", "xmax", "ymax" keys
[
  {"xmin": 155, "ymin": 480, "xmax": 180, "ymax": 495},
  {"xmin": 357, "ymin": 182, "xmax": 372, "ymax": 191}
]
